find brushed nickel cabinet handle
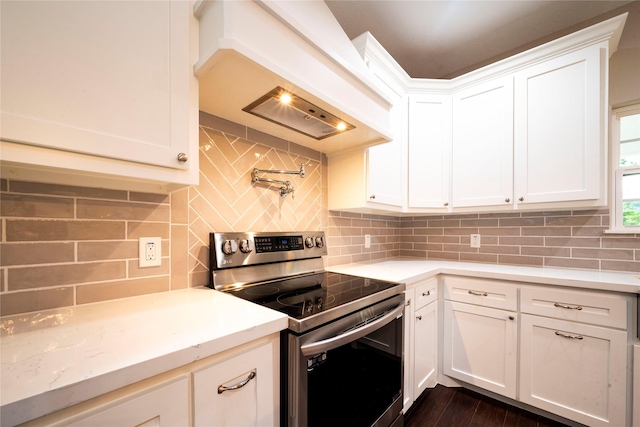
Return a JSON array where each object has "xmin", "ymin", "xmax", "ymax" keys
[
  {"xmin": 554, "ymin": 303, "xmax": 583, "ymax": 310},
  {"xmin": 555, "ymin": 331, "xmax": 583, "ymax": 340},
  {"xmin": 422, "ymin": 291, "xmax": 431, "ymax": 296},
  {"xmin": 468, "ymin": 290, "xmax": 488, "ymax": 297},
  {"xmin": 370, "ymin": 194, "xmax": 376, "ymax": 199},
  {"xmin": 218, "ymin": 371, "xmax": 256, "ymax": 394},
  {"xmin": 444, "ymin": 202, "xmax": 449, "ymax": 206},
  {"xmin": 177, "ymin": 153, "xmax": 188, "ymax": 162},
  {"xmin": 405, "ymin": 299, "xmax": 411, "ymax": 306},
  {"xmin": 416, "ymin": 315, "xmax": 422, "ymax": 321},
  {"xmin": 519, "ymin": 197, "xmax": 524, "ymax": 202},
  {"xmin": 505, "ymin": 198, "xmax": 510, "ymax": 203},
  {"xmin": 508, "ymin": 316, "xmax": 515, "ymax": 320}
]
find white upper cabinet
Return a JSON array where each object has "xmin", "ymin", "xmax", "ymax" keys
[
  {"xmin": 327, "ymin": 32, "xmax": 406, "ymax": 213},
  {"xmin": 514, "ymin": 44, "xmax": 605, "ymax": 206},
  {"xmin": 365, "ymin": 61, "xmax": 405, "ymax": 208},
  {"xmin": 329, "ymin": 13, "xmax": 626, "ymax": 214},
  {"xmin": 408, "ymin": 94, "xmax": 452, "ymax": 210},
  {"xmin": 0, "ymin": 0, "xmax": 198, "ymax": 192},
  {"xmin": 452, "ymin": 77, "xmax": 514, "ymax": 209}
]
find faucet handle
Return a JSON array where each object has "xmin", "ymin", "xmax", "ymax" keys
[{"xmin": 299, "ymin": 163, "xmax": 312, "ymax": 178}]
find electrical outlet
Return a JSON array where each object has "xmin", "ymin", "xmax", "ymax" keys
[
  {"xmin": 139, "ymin": 237, "xmax": 161, "ymax": 267},
  {"xmin": 364, "ymin": 234, "xmax": 371, "ymax": 249},
  {"xmin": 470, "ymin": 234, "xmax": 481, "ymax": 248}
]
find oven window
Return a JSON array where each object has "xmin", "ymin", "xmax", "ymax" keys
[{"xmin": 306, "ymin": 317, "xmax": 402, "ymax": 427}]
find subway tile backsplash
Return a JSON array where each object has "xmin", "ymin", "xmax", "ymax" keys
[
  {"xmin": 2, "ymin": 113, "xmax": 639, "ymax": 317},
  {"xmin": 328, "ymin": 210, "xmax": 639, "ymax": 271}
]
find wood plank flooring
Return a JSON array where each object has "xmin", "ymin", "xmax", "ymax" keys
[{"xmin": 404, "ymin": 385, "xmax": 571, "ymax": 427}]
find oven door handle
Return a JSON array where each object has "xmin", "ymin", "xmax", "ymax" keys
[{"xmin": 299, "ymin": 303, "xmax": 403, "ymax": 356}]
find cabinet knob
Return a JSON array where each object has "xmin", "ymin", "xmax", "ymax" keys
[
  {"xmin": 505, "ymin": 198, "xmax": 510, "ymax": 203},
  {"xmin": 177, "ymin": 153, "xmax": 188, "ymax": 163},
  {"xmin": 405, "ymin": 299, "xmax": 411, "ymax": 306},
  {"xmin": 422, "ymin": 291, "xmax": 431, "ymax": 296},
  {"xmin": 444, "ymin": 202, "xmax": 449, "ymax": 207},
  {"xmin": 416, "ymin": 315, "xmax": 422, "ymax": 321},
  {"xmin": 369, "ymin": 194, "xmax": 376, "ymax": 199},
  {"xmin": 509, "ymin": 316, "xmax": 515, "ymax": 320},
  {"xmin": 519, "ymin": 197, "xmax": 524, "ymax": 202}
]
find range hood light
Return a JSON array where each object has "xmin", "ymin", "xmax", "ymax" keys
[
  {"xmin": 243, "ymin": 87, "xmax": 355, "ymax": 140},
  {"xmin": 280, "ymin": 93, "xmax": 292, "ymax": 104}
]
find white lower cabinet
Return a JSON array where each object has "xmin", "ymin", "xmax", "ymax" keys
[
  {"xmin": 403, "ymin": 279, "xmax": 438, "ymax": 413},
  {"xmin": 193, "ymin": 340, "xmax": 278, "ymax": 427},
  {"xmin": 18, "ymin": 335, "xmax": 279, "ymax": 427},
  {"xmin": 634, "ymin": 344, "xmax": 640, "ymax": 427},
  {"xmin": 520, "ymin": 286, "xmax": 630, "ymax": 427},
  {"xmin": 441, "ymin": 276, "xmax": 633, "ymax": 426},
  {"xmin": 520, "ymin": 314, "xmax": 627, "ymax": 427}
]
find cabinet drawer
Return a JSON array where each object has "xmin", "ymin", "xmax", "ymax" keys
[
  {"xmin": 193, "ymin": 341, "xmax": 277, "ymax": 427},
  {"xmin": 521, "ymin": 286, "xmax": 628, "ymax": 329},
  {"xmin": 414, "ymin": 278, "xmax": 437, "ymax": 310},
  {"xmin": 443, "ymin": 276, "xmax": 517, "ymax": 311}
]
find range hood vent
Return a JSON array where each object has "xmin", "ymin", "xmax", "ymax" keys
[{"xmin": 243, "ymin": 87, "xmax": 355, "ymax": 140}]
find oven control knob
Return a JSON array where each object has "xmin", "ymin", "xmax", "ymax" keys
[
  {"xmin": 305, "ymin": 237, "xmax": 315, "ymax": 248},
  {"xmin": 316, "ymin": 297, "xmax": 324, "ymax": 310},
  {"xmin": 305, "ymin": 301, "xmax": 314, "ymax": 314},
  {"xmin": 315, "ymin": 236, "xmax": 324, "ymax": 248},
  {"xmin": 239, "ymin": 239, "xmax": 254, "ymax": 254},
  {"xmin": 221, "ymin": 239, "xmax": 238, "ymax": 255}
]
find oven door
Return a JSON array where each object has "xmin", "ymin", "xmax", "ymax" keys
[{"xmin": 284, "ymin": 294, "xmax": 404, "ymax": 427}]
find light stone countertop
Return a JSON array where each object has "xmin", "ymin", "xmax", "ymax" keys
[
  {"xmin": 327, "ymin": 258, "xmax": 640, "ymax": 293},
  {"xmin": 0, "ymin": 287, "xmax": 288, "ymax": 426}
]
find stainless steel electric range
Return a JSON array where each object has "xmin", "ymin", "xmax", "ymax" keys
[{"xmin": 209, "ymin": 231, "xmax": 405, "ymax": 427}]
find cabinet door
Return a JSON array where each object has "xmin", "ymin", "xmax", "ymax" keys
[
  {"xmin": 0, "ymin": 1, "xmax": 192, "ymax": 171},
  {"xmin": 63, "ymin": 377, "xmax": 189, "ymax": 427},
  {"xmin": 414, "ymin": 301, "xmax": 438, "ymax": 398},
  {"xmin": 366, "ymin": 60, "xmax": 405, "ymax": 208},
  {"xmin": 443, "ymin": 300, "xmax": 517, "ymax": 398},
  {"xmin": 520, "ymin": 314, "xmax": 627, "ymax": 427},
  {"xmin": 408, "ymin": 94, "xmax": 452, "ymax": 209},
  {"xmin": 514, "ymin": 44, "xmax": 604, "ymax": 205},
  {"xmin": 452, "ymin": 76, "xmax": 514, "ymax": 208},
  {"xmin": 193, "ymin": 341, "xmax": 277, "ymax": 427},
  {"xmin": 403, "ymin": 289, "xmax": 415, "ymax": 413}
]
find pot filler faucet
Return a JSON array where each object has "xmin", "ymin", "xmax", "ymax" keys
[{"xmin": 251, "ymin": 163, "xmax": 310, "ymax": 198}]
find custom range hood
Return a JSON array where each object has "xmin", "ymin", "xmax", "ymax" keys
[{"xmin": 193, "ymin": 0, "xmax": 393, "ymax": 155}]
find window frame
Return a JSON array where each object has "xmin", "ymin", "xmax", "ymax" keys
[{"xmin": 609, "ymin": 104, "xmax": 640, "ymax": 234}]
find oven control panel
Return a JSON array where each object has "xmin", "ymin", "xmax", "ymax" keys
[
  {"xmin": 255, "ymin": 235, "xmax": 304, "ymax": 253},
  {"xmin": 210, "ymin": 231, "xmax": 327, "ymax": 270}
]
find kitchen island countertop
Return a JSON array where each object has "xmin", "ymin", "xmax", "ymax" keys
[
  {"xmin": 327, "ymin": 258, "xmax": 640, "ymax": 294},
  {"xmin": 0, "ymin": 287, "xmax": 288, "ymax": 426}
]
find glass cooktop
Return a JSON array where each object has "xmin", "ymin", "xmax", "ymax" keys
[{"xmin": 223, "ymin": 271, "xmax": 403, "ymax": 322}]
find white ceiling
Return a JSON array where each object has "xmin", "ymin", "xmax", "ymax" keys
[{"xmin": 325, "ymin": 0, "xmax": 637, "ymax": 79}]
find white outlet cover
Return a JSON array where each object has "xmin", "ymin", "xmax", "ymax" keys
[{"xmin": 139, "ymin": 237, "xmax": 161, "ymax": 267}]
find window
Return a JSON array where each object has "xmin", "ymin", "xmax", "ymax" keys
[{"xmin": 610, "ymin": 105, "xmax": 640, "ymax": 232}]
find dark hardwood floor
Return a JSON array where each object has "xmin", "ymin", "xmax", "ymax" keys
[{"xmin": 404, "ymin": 385, "xmax": 571, "ymax": 427}]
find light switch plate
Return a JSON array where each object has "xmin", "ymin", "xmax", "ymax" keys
[{"xmin": 139, "ymin": 237, "xmax": 161, "ymax": 267}]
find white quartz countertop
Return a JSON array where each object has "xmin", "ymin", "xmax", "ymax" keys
[
  {"xmin": 327, "ymin": 259, "xmax": 640, "ymax": 294},
  {"xmin": 0, "ymin": 287, "xmax": 288, "ymax": 426}
]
